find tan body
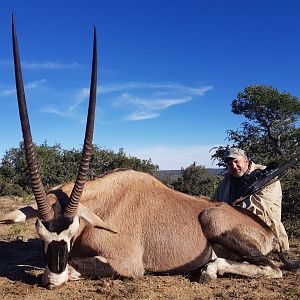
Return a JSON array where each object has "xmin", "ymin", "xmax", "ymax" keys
[{"xmin": 42, "ymin": 169, "xmax": 280, "ymax": 280}]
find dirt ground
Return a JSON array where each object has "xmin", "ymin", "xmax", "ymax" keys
[{"xmin": 0, "ymin": 196, "xmax": 299, "ymax": 300}]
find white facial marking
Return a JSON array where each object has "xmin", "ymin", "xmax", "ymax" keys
[
  {"xmin": 96, "ymin": 255, "xmax": 108, "ymax": 264},
  {"xmin": 42, "ymin": 266, "xmax": 69, "ymax": 288},
  {"xmin": 36, "ymin": 215, "xmax": 80, "ymax": 252}
]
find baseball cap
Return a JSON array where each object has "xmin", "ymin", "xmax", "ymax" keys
[{"xmin": 224, "ymin": 148, "xmax": 247, "ymax": 161}]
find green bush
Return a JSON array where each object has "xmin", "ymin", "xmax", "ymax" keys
[
  {"xmin": 0, "ymin": 142, "xmax": 158, "ymax": 196},
  {"xmin": 0, "ymin": 173, "xmax": 27, "ymax": 197},
  {"xmin": 281, "ymin": 168, "xmax": 300, "ymax": 238},
  {"xmin": 171, "ymin": 163, "xmax": 221, "ymax": 197}
]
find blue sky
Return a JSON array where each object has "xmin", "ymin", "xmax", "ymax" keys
[{"xmin": 1, "ymin": 0, "xmax": 300, "ymax": 170}]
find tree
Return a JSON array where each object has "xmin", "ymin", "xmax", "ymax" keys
[
  {"xmin": 0, "ymin": 142, "xmax": 158, "ymax": 196},
  {"xmin": 213, "ymin": 85, "xmax": 300, "ymax": 165},
  {"xmin": 0, "ymin": 143, "xmax": 31, "ymax": 194},
  {"xmin": 172, "ymin": 163, "xmax": 221, "ymax": 197},
  {"xmin": 89, "ymin": 146, "xmax": 158, "ymax": 177},
  {"xmin": 280, "ymin": 168, "xmax": 300, "ymax": 237}
]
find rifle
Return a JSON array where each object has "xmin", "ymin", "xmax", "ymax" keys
[{"xmin": 232, "ymin": 157, "xmax": 298, "ymax": 206}]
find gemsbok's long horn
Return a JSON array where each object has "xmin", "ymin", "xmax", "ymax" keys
[
  {"xmin": 12, "ymin": 15, "xmax": 54, "ymax": 222},
  {"xmin": 64, "ymin": 26, "xmax": 98, "ymax": 218}
]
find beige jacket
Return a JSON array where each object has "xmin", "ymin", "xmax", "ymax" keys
[{"xmin": 212, "ymin": 162, "xmax": 289, "ymax": 251}]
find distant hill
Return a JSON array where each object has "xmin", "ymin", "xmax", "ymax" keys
[{"xmin": 155, "ymin": 168, "xmax": 224, "ymax": 180}]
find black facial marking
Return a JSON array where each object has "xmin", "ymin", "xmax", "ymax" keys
[
  {"xmin": 42, "ymin": 202, "xmax": 74, "ymax": 234},
  {"xmin": 70, "ymin": 236, "xmax": 75, "ymax": 249},
  {"xmin": 46, "ymin": 240, "xmax": 69, "ymax": 273},
  {"xmin": 40, "ymin": 240, "xmax": 46, "ymax": 259},
  {"xmin": 37, "ymin": 202, "xmax": 78, "ymax": 273}
]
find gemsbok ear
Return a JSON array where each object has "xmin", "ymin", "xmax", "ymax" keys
[
  {"xmin": 77, "ymin": 203, "xmax": 117, "ymax": 233},
  {"xmin": 0, "ymin": 205, "xmax": 38, "ymax": 223}
]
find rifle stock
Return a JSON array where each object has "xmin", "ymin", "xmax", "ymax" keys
[{"xmin": 233, "ymin": 157, "xmax": 298, "ymax": 206}]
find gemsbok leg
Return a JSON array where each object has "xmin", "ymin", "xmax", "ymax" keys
[{"xmin": 199, "ymin": 203, "xmax": 282, "ymax": 281}]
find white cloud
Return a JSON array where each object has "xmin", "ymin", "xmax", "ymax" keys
[
  {"xmin": 117, "ymin": 94, "xmax": 192, "ymax": 120},
  {"xmin": 0, "ymin": 60, "xmax": 12, "ymax": 67},
  {"xmin": 25, "ymin": 79, "xmax": 47, "ymax": 89},
  {"xmin": 41, "ymin": 87, "xmax": 90, "ymax": 118},
  {"xmin": 123, "ymin": 95, "xmax": 191, "ymax": 110},
  {"xmin": 0, "ymin": 88, "xmax": 15, "ymax": 96},
  {"xmin": 99, "ymin": 82, "xmax": 212, "ymax": 96},
  {"xmin": 125, "ymin": 111, "xmax": 160, "ymax": 121},
  {"xmin": 126, "ymin": 145, "xmax": 219, "ymax": 170},
  {"xmin": 41, "ymin": 105, "xmax": 69, "ymax": 117},
  {"xmin": 68, "ymin": 88, "xmax": 90, "ymax": 112},
  {"xmin": 43, "ymin": 81, "xmax": 213, "ymax": 122},
  {"xmin": 23, "ymin": 61, "xmax": 81, "ymax": 70},
  {"xmin": 0, "ymin": 60, "xmax": 81, "ymax": 70},
  {"xmin": 98, "ymin": 82, "xmax": 213, "ymax": 122},
  {"xmin": 88, "ymin": 82, "xmax": 213, "ymax": 100},
  {"xmin": 0, "ymin": 79, "xmax": 46, "ymax": 97}
]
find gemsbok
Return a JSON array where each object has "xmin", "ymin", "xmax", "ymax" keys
[{"xmin": 1, "ymin": 17, "xmax": 299, "ymax": 289}]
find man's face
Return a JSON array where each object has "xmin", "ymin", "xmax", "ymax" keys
[{"xmin": 226, "ymin": 155, "xmax": 249, "ymax": 178}]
